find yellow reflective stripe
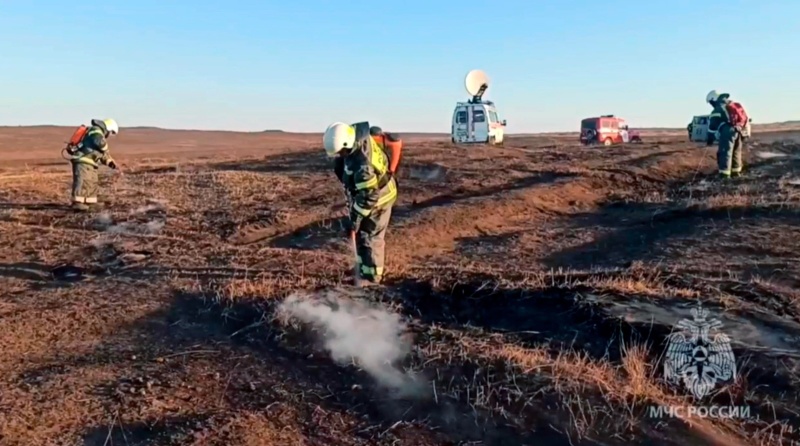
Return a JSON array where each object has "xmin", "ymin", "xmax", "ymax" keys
[
  {"xmin": 86, "ymin": 128, "xmax": 109, "ymax": 151},
  {"xmin": 356, "ymin": 176, "xmax": 378, "ymax": 190},
  {"xmin": 376, "ymin": 181, "xmax": 397, "ymax": 207},
  {"xmin": 359, "ymin": 265, "xmax": 384, "ymax": 276},
  {"xmin": 353, "ymin": 203, "xmax": 371, "ymax": 216},
  {"xmin": 731, "ymin": 168, "xmax": 742, "ymax": 173},
  {"xmin": 719, "ymin": 170, "xmax": 731, "ymax": 175},
  {"xmin": 74, "ymin": 157, "xmax": 98, "ymax": 167},
  {"xmin": 369, "ymin": 138, "xmax": 388, "ymax": 175}
]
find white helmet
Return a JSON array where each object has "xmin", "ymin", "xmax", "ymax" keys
[
  {"xmin": 102, "ymin": 118, "xmax": 119, "ymax": 135},
  {"xmin": 323, "ymin": 122, "xmax": 356, "ymax": 157},
  {"xmin": 706, "ymin": 90, "xmax": 719, "ymax": 104}
]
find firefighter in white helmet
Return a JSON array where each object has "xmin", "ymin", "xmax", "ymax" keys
[
  {"xmin": 706, "ymin": 90, "xmax": 750, "ymax": 178},
  {"xmin": 324, "ymin": 121, "xmax": 398, "ymax": 285},
  {"xmin": 66, "ymin": 118, "xmax": 121, "ymax": 211}
]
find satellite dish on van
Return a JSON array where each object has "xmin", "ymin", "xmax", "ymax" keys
[{"xmin": 465, "ymin": 69, "xmax": 490, "ymax": 100}]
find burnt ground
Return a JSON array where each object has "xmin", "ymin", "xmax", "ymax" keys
[{"xmin": 2, "ymin": 126, "xmax": 800, "ymax": 445}]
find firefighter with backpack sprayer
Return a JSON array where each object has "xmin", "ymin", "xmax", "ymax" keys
[
  {"xmin": 324, "ymin": 121, "xmax": 402, "ymax": 286},
  {"xmin": 63, "ymin": 119, "xmax": 121, "ymax": 211},
  {"xmin": 706, "ymin": 90, "xmax": 750, "ymax": 179},
  {"xmin": 369, "ymin": 125, "xmax": 403, "ymax": 183}
]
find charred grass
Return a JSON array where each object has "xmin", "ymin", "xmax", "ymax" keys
[
  {"xmin": 155, "ymin": 265, "xmax": 800, "ymax": 445},
  {"xmin": 2, "ymin": 134, "xmax": 800, "ymax": 445}
]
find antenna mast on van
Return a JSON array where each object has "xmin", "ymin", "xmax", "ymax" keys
[{"xmin": 465, "ymin": 69, "xmax": 490, "ymax": 104}]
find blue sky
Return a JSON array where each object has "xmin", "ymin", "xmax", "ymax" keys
[{"xmin": 1, "ymin": 1, "xmax": 798, "ymax": 133}]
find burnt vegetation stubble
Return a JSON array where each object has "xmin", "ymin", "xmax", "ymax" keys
[{"xmin": 1, "ymin": 128, "xmax": 800, "ymax": 445}]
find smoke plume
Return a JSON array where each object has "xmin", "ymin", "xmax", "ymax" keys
[
  {"xmin": 278, "ymin": 290, "xmax": 422, "ymax": 395},
  {"xmin": 92, "ymin": 200, "xmax": 167, "ymax": 235}
]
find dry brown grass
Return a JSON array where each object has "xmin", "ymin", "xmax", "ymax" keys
[
  {"xmin": 2, "ymin": 129, "xmax": 800, "ymax": 445},
  {"xmin": 467, "ymin": 338, "xmax": 751, "ymax": 445}
]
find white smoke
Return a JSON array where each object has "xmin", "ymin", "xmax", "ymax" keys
[
  {"xmin": 755, "ymin": 151, "xmax": 789, "ymax": 159},
  {"xmin": 105, "ymin": 221, "xmax": 163, "ymax": 235},
  {"xmin": 88, "ymin": 236, "xmax": 111, "ymax": 249},
  {"xmin": 95, "ymin": 212, "xmax": 113, "ymax": 226},
  {"xmin": 132, "ymin": 199, "xmax": 168, "ymax": 215},
  {"xmin": 144, "ymin": 220, "xmax": 165, "ymax": 234},
  {"xmin": 91, "ymin": 200, "xmax": 167, "ymax": 235},
  {"xmin": 278, "ymin": 290, "xmax": 422, "ymax": 395}
]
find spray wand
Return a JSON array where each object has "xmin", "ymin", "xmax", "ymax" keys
[{"xmin": 342, "ymin": 187, "xmax": 361, "ymax": 287}]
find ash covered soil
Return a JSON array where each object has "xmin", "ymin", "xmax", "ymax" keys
[{"xmin": 2, "ymin": 126, "xmax": 800, "ymax": 445}]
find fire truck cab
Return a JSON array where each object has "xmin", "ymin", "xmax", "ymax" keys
[{"xmin": 580, "ymin": 115, "xmax": 642, "ymax": 146}]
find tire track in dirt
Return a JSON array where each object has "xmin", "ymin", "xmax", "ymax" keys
[
  {"xmin": 390, "ymin": 174, "xmax": 602, "ymax": 262},
  {"xmin": 225, "ymin": 143, "xmax": 714, "ymax": 271},
  {"xmin": 222, "ymin": 143, "xmax": 683, "ymax": 256},
  {"xmin": 538, "ymin": 140, "xmax": 800, "ymax": 272},
  {"xmin": 386, "ymin": 145, "xmax": 710, "ymax": 266}
]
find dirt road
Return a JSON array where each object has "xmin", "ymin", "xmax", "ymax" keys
[{"xmin": 2, "ymin": 126, "xmax": 800, "ymax": 445}]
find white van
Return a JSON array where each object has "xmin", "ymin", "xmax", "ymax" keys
[
  {"xmin": 450, "ymin": 70, "xmax": 506, "ymax": 146},
  {"xmin": 689, "ymin": 113, "xmax": 752, "ymax": 145},
  {"xmin": 451, "ymin": 101, "xmax": 506, "ymax": 145}
]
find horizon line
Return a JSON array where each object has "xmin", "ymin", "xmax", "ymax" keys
[{"xmin": 1, "ymin": 120, "xmax": 798, "ymax": 135}]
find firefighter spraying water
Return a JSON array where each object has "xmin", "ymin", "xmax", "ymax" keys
[
  {"xmin": 63, "ymin": 119, "xmax": 121, "ymax": 211},
  {"xmin": 324, "ymin": 121, "xmax": 402, "ymax": 286}
]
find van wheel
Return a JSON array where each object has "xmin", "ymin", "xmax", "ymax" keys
[{"xmin": 603, "ymin": 138, "xmax": 612, "ymax": 146}]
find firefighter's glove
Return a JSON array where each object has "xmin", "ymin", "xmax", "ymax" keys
[
  {"xmin": 108, "ymin": 161, "xmax": 118, "ymax": 170},
  {"xmin": 344, "ymin": 217, "xmax": 361, "ymax": 237}
]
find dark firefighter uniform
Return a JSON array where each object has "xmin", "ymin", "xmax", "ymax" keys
[
  {"xmin": 70, "ymin": 119, "xmax": 118, "ymax": 210},
  {"xmin": 709, "ymin": 93, "xmax": 744, "ymax": 177},
  {"xmin": 334, "ymin": 122, "xmax": 399, "ymax": 284}
]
